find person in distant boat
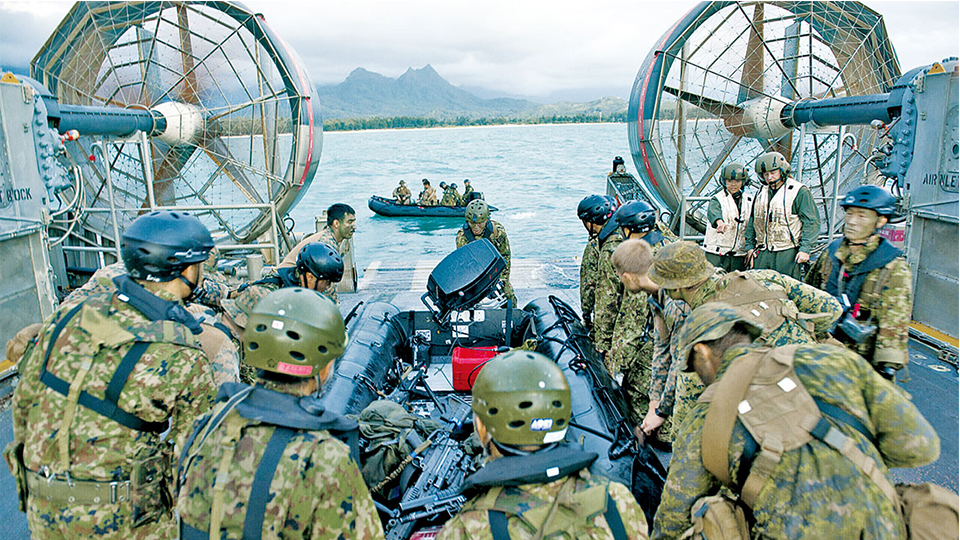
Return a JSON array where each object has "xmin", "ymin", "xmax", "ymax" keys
[
  {"xmin": 450, "ymin": 182, "xmax": 463, "ymax": 205},
  {"xmin": 804, "ymin": 185, "xmax": 911, "ymax": 378},
  {"xmin": 392, "ymin": 180, "xmax": 412, "ymax": 205},
  {"xmin": 440, "ymin": 182, "xmax": 460, "ymax": 206},
  {"xmin": 744, "ymin": 151, "xmax": 819, "ymax": 279},
  {"xmin": 456, "ymin": 199, "xmax": 516, "ymax": 305},
  {"xmin": 419, "ymin": 178, "xmax": 438, "ymax": 206},
  {"xmin": 702, "ymin": 162, "xmax": 754, "ymax": 272},
  {"xmin": 435, "ymin": 351, "xmax": 649, "ymax": 540},
  {"xmin": 610, "ymin": 155, "xmax": 626, "ymax": 175},
  {"xmin": 462, "ymin": 179, "xmax": 474, "ymax": 198}
]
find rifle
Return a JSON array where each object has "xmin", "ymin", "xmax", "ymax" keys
[{"xmin": 384, "ymin": 399, "xmax": 474, "ymax": 540}]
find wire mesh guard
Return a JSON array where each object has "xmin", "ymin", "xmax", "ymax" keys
[
  {"xmin": 629, "ymin": 1, "xmax": 900, "ymax": 231},
  {"xmin": 33, "ymin": 1, "xmax": 321, "ymax": 243}
]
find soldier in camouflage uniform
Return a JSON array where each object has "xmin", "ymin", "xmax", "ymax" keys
[
  {"xmin": 393, "ymin": 180, "xmax": 412, "ymax": 204},
  {"xmin": 606, "ymin": 202, "xmax": 675, "ymax": 428},
  {"xmin": 6, "ymin": 211, "xmax": 218, "ymax": 540},
  {"xmin": 441, "ymin": 182, "xmax": 461, "ymax": 206},
  {"xmin": 177, "ymin": 287, "xmax": 384, "ymax": 540},
  {"xmin": 437, "ymin": 351, "xmax": 649, "ymax": 540},
  {"xmin": 456, "ymin": 199, "xmax": 516, "ymax": 305},
  {"xmin": 577, "ymin": 195, "xmax": 618, "ymax": 336},
  {"xmin": 419, "ymin": 179, "xmax": 439, "ymax": 206},
  {"xmin": 645, "ymin": 242, "xmax": 843, "ymax": 438},
  {"xmin": 805, "ymin": 185, "xmax": 911, "ymax": 377},
  {"xmin": 463, "ymin": 179, "xmax": 474, "ymax": 198},
  {"xmin": 744, "ymin": 152, "xmax": 820, "ymax": 279},
  {"xmin": 653, "ymin": 302, "xmax": 939, "ymax": 540},
  {"xmin": 278, "ymin": 203, "xmax": 355, "ymax": 300},
  {"xmin": 222, "ymin": 242, "xmax": 343, "ymax": 337}
]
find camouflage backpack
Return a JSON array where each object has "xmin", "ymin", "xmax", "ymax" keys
[{"xmin": 353, "ymin": 400, "xmax": 442, "ymax": 489}]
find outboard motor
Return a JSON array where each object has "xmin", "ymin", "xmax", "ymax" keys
[{"xmin": 422, "ymin": 239, "xmax": 507, "ymax": 322}]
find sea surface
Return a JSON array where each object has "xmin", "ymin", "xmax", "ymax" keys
[{"xmin": 287, "ymin": 123, "xmax": 633, "ymax": 275}]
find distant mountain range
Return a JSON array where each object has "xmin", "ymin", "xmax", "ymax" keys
[{"xmin": 318, "ymin": 65, "xmax": 627, "ymax": 121}]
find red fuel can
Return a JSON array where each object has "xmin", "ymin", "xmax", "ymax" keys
[{"xmin": 452, "ymin": 346, "xmax": 498, "ymax": 391}]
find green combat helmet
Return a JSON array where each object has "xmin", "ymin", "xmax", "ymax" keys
[
  {"xmin": 720, "ymin": 162, "xmax": 750, "ymax": 186},
  {"xmin": 754, "ymin": 151, "xmax": 791, "ymax": 177},
  {"xmin": 649, "ymin": 241, "xmax": 716, "ymax": 289},
  {"xmin": 465, "ymin": 199, "xmax": 490, "ymax": 224},
  {"xmin": 674, "ymin": 302, "xmax": 763, "ymax": 372},
  {"xmin": 243, "ymin": 287, "xmax": 348, "ymax": 378},
  {"xmin": 471, "ymin": 351, "xmax": 570, "ymax": 446}
]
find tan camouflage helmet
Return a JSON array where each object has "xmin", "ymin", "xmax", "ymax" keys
[
  {"xmin": 649, "ymin": 241, "xmax": 716, "ymax": 289},
  {"xmin": 755, "ymin": 151, "xmax": 791, "ymax": 177},
  {"xmin": 243, "ymin": 287, "xmax": 347, "ymax": 378},
  {"xmin": 720, "ymin": 162, "xmax": 749, "ymax": 184},
  {"xmin": 675, "ymin": 302, "xmax": 763, "ymax": 372},
  {"xmin": 465, "ymin": 199, "xmax": 490, "ymax": 224},
  {"xmin": 471, "ymin": 350, "xmax": 570, "ymax": 446},
  {"xmin": 219, "ymin": 285, "xmax": 267, "ymax": 329}
]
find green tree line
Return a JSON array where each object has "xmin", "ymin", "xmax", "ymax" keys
[{"xmin": 323, "ymin": 112, "xmax": 628, "ymax": 132}]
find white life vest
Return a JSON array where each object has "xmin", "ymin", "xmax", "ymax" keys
[
  {"xmin": 752, "ymin": 178, "xmax": 805, "ymax": 252},
  {"xmin": 703, "ymin": 190, "xmax": 754, "ymax": 257}
]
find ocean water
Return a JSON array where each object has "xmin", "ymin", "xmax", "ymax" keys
[{"xmin": 287, "ymin": 122, "xmax": 633, "ymax": 276}]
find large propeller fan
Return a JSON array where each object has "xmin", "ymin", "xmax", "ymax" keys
[
  {"xmin": 629, "ymin": 1, "xmax": 900, "ymax": 231},
  {"xmin": 33, "ymin": 1, "xmax": 322, "ymax": 244}
]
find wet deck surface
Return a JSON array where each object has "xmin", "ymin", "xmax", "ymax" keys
[{"xmin": 0, "ymin": 257, "xmax": 956, "ymax": 538}]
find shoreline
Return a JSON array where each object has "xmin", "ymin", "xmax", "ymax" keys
[{"xmin": 323, "ymin": 120, "xmax": 626, "ymax": 134}]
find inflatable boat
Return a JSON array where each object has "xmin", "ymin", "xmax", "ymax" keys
[{"xmin": 368, "ymin": 195, "xmax": 499, "ymax": 218}]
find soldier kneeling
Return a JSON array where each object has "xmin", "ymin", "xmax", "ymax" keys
[
  {"xmin": 437, "ymin": 351, "xmax": 649, "ymax": 540},
  {"xmin": 176, "ymin": 288, "xmax": 384, "ymax": 539}
]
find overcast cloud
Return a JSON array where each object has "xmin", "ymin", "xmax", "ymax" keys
[{"xmin": 0, "ymin": 1, "xmax": 956, "ymax": 101}]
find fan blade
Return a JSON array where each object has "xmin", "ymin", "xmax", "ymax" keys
[
  {"xmin": 663, "ymin": 86, "xmax": 744, "ymax": 119},
  {"xmin": 771, "ymin": 133, "xmax": 793, "ymax": 162},
  {"xmin": 738, "ymin": 3, "xmax": 765, "ymax": 103},
  {"xmin": 202, "ymin": 137, "xmax": 266, "ymax": 204},
  {"xmin": 149, "ymin": 143, "xmax": 197, "ymax": 207},
  {"xmin": 177, "ymin": 4, "xmax": 199, "ymax": 104}
]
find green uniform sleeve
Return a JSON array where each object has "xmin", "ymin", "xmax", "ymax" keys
[
  {"xmin": 170, "ymin": 347, "xmax": 218, "ymax": 450},
  {"xmin": 593, "ymin": 243, "xmax": 623, "ymax": 354},
  {"xmin": 792, "ymin": 185, "xmax": 820, "ymax": 253},
  {"xmin": 804, "ymin": 250, "xmax": 829, "ymax": 288},
  {"xmin": 456, "ymin": 230, "xmax": 468, "ymax": 249},
  {"xmin": 608, "ymin": 480, "xmax": 651, "ymax": 539},
  {"xmin": 758, "ymin": 269, "xmax": 843, "ymax": 337},
  {"xmin": 580, "ymin": 240, "xmax": 600, "ymax": 330},
  {"xmin": 872, "ymin": 259, "xmax": 912, "ymax": 369},
  {"xmin": 744, "ymin": 202, "xmax": 757, "ymax": 251},
  {"xmin": 706, "ymin": 197, "xmax": 723, "ymax": 228}
]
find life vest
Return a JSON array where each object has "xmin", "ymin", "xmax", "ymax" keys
[
  {"xmin": 178, "ymin": 382, "xmax": 359, "ymax": 540},
  {"xmin": 38, "ymin": 279, "xmax": 201, "ymax": 435},
  {"xmin": 704, "ymin": 190, "xmax": 753, "ymax": 256},
  {"xmin": 461, "ymin": 445, "xmax": 628, "ymax": 540},
  {"xmin": 752, "ymin": 178, "xmax": 804, "ymax": 252},
  {"xmin": 710, "ymin": 271, "xmax": 820, "ymax": 340},
  {"xmin": 462, "ymin": 220, "xmax": 495, "ymax": 242}
]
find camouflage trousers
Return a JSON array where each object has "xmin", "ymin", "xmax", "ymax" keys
[
  {"xmin": 670, "ymin": 371, "xmax": 706, "ymax": 437},
  {"xmin": 620, "ymin": 341, "xmax": 673, "ymax": 444},
  {"xmin": 27, "ymin": 497, "xmax": 175, "ymax": 539},
  {"xmin": 753, "ymin": 248, "xmax": 802, "ymax": 280}
]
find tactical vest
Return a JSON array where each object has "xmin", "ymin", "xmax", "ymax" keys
[
  {"xmin": 461, "ymin": 445, "xmax": 628, "ymax": 540},
  {"xmin": 698, "ymin": 345, "xmax": 897, "ymax": 508},
  {"xmin": 462, "ymin": 220, "xmax": 495, "ymax": 242},
  {"xmin": 704, "ymin": 190, "xmax": 753, "ymax": 256},
  {"xmin": 38, "ymin": 281, "xmax": 201, "ymax": 436},
  {"xmin": 178, "ymin": 383, "xmax": 359, "ymax": 540},
  {"xmin": 821, "ymin": 237, "xmax": 902, "ymax": 318},
  {"xmin": 709, "ymin": 272, "xmax": 818, "ymax": 340},
  {"xmin": 752, "ymin": 179, "xmax": 804, "ymax": 252}
]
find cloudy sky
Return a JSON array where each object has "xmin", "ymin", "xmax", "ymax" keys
[{"xmin": 0, "ymin": 1, "xmax": 957, "ymax": 102}]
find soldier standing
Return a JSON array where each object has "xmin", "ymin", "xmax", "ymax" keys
[
  {"xmin": 606, "ymin": 201, "xmax": 675, "ymax": 427},
  {"xmin": 393, "ymin": 180, "xmax": 412, "ymax": 204},
  {"xmin": 463, "ymin": 179, "xmax": 474, "ymax": 198},
  {"xmin": 177, "ymin": 288, "xmax": 384, "ymax": 539},
  {"xmin": 436, "ymin": 351, "xmax": 649, "ymax": 540},
  {"xmin": 744, "ymin": 151, "xmax": 819, "ymax": 279},
  {"xmin": 222, "ymin": 242, "xmax": 343, "ymax": 335},
  {"xmin": 653, "ymin": 303, "xmax": 939, "ymax": 540},
  {"xmin": 456, "ymin": 199, "xmax": 516, "ymax": 305},
  {"xmin": 703, "ymin": 163, "xmax": 754, "ymax": 272},
  {"xmin": 7, "ymin": 211, "xmax": 218, "ymax": 540},
  {"xmin": 419, "ymin": 179, "xmax": 439, "ymax": 206},
  {"xmin": 805, "ymin": 185, "xmax": 911, "ymax": 378},
  {"xmin": 577, "ymin": 194, "xmax": 618, "ymax": 336}
]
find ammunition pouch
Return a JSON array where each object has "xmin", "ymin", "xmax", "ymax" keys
[
  {"xmin": 130, "ymin": 443, "xmax": 174, "ymax": 527},
  {"xmin": 680, "ymin": 493, "xmax": 751, "ymax": 540},
  {"xmin": 3, "ymin": 441, "xmax": 28, "ymax": 512}
]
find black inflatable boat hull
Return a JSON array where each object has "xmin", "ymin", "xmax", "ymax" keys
[{"xmin": 368, "ymin": 195, "xmax": 498, "ymax": 217}]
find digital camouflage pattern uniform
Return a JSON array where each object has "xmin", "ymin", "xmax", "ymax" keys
[
  {"xmin": 653, "ymin": 343, "xmax": 940, "ymax": 540},
  {"xmin": 805, "ymin": 235, "xmax": 912, "ymax": 370},
  {"xmin": 441, "ymin": 185, "xmax": 463, "ymax": 206},
  {"xmin": 456, "ymin": 220, "xmax": 516, "ymax": 304},
  {"xmin": 277, "ymin": 225, "xmax": 341, "ymax": 304},
  {"xmin": 463, "ymin": 183, "xmax": 474, "ymax": 197},
  {"xmin": 647, "ymin": 296, "xmax": 690, "ymax": 440},
  {"xmin": 12, "ymin": 286, "xmax": 217, "ymax": 540},
  {"xmin": 592, "ymin": 233, "xmax": 625, "ymax": 356},
  {"xmin": 579, "ymin": 236, "xmax": 601, "ymax": 335},
  {"xmin": 177, "ymin": 403, "xmax": 384, "ymax": 540},
  {"xmin": 437, "ymin": 469, "xmax": 649, "ymax": 540},
  {"xmin": 60, "ymin": 262, "xmax": 240, "ymax": 386},
  {"xmin": 393, "ymin": 184, "xmax": 412, "ymax": 204},
  {"xmin": 419, "ymin": 186, "xmax": 438, "ymax": 206}
]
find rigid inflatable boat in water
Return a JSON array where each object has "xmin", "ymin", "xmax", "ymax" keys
[
  {"xmin": 319, "ymin": 239, "xmax": 665, "ymax": 539},
  {"xmin": 368, "ymin": 195, "xmax": 499, "ymax": 218}
]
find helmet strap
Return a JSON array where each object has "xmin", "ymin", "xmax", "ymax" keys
[
  {"xmin": 178, "ymin": 273, "xmax": 199, "ymax": 299},
  {"xmin": 491, "ymin": 440, "xmax": 558, "ymax": 457}
]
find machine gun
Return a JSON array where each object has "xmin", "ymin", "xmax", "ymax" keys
[{"xmin": 384, "ymin": 398, "xmax": 474, "ymax": 540}]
